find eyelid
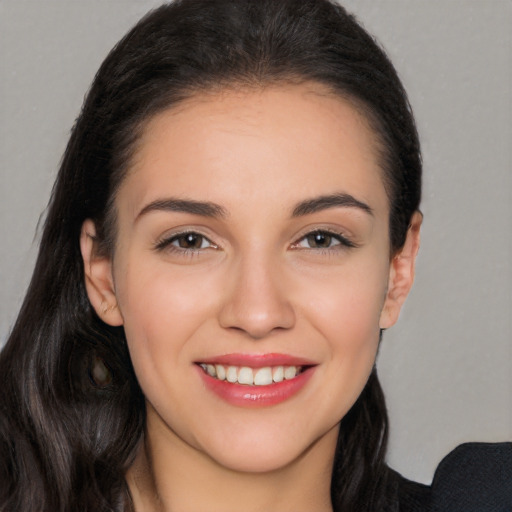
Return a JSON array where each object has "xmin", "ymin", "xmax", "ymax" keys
[
  {"xmin": 290, "ymin": 227, "xmax": 357, "ymax": 250},
  {"xmin": 154, "ymin": 228, "xmax": 220, "ymax": 252}
]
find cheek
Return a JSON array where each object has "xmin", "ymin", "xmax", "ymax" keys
[
  {"xmin": 299, "ymin": 258, "xmax": 388, "ymax": 400},
  {"xmin": 311, "ymin": 281, "xmax": 383, "ymax": 366},
  {"xmin": 302, "ymin": 255, "xmax": 389, "ymax": 339},
  {"xmin": 113, "ymin": 257, "xmax": 221, "ymax": 384}
]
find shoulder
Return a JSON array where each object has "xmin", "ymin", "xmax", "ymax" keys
[
  {"xmin": 430, "ymin": 442, "xmax": 512, "ymax": 511},
  {"xmin": 392, "ymin": 442, "xmax": 512, "ymax": 512}
]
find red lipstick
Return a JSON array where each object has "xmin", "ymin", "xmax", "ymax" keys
[
  {"xmin": 197, "ymin": 352, "xmax": 315, "ymax": 368},
  {"xmin": 195, "ymin": 353, "xmax": 316, "ymax": 407}
]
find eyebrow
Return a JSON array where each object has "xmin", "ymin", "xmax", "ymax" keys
[
  {"xmin": 291, "ymin": 193, "xmax": 373, "ymax": 217},
  {"xmin": 136, "ymin": 198, "xmax": 228, "ymax": 221},
  {"xmin": 135, "ymin": 192, "xmax": 372, "ymax": 222}
]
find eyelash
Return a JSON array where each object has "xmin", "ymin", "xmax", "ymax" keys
[
  {"xmin": 154, "ymin": 231, "xmax": 217, "ymax": 255},
  {"xmin": 154, "ymin": 229, "xmax": 355, "ymax": 256},
  {"xmin": 291, "ymin": 229, "xmax": 356, "ymax": 252}
]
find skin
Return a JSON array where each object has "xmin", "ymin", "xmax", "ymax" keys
[{"xmin": 81, "ymin": 83, "xmax": 421, "ymax": 512}]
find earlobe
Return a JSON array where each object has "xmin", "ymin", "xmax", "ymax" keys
[
  {"xmin": 80, "ymin": 219, "xmax": 124, "ymax": 326},
  {"xmin": 379, "ymin": 211, "xmax": 422, "ymax": 329}
]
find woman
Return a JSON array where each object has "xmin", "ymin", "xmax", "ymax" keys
[{"xmin": 0, "ymin": 1, "xmax": 510, "ymax": 511}]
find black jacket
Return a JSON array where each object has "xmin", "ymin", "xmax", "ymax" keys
[{"xmin": 393, "ymin": 442, "xmax": 512, "ymax": 511}]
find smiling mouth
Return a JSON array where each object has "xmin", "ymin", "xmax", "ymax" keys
[{"xmin": 198, "ymin": 363, "xmax": 304, "ymax": 386}]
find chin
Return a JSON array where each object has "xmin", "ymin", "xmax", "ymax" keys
[
  {"xmin": 198, "ymin": 420, "xmax": 339, "ymax": 475},
  {"xmin": 211, "ymin": 444, "xmax": 304, "ymax": 474}
]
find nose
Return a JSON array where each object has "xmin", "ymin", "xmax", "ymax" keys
[{"xmin": 218, "ymin": 253, "xmax": 296, "ymax": 339}]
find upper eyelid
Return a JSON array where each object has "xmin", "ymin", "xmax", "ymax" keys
[
  {"xmin": 292, "ymin": 227, "xmax": 355, "ymax": 244},
  {"xmin": 154, "ymin": 229, "xmax": 218, "ymax": 250},
  {"xmin": 153, "ymin": 226, "xmax": 356, "ymax": 250},
  {"xmin": 156, "ymin": 226, "xmax": 216, "ymax": 240}
]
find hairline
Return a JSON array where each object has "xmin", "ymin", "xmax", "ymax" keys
[{"xmin": 100, "ymin": 78, "xmax": 396, "ymax": 258}]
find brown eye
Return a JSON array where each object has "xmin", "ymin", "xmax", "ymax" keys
[
  {"xmin": 305, "ymin": 232, "xmax": 335, "ymax": 249},
  {"xmin": 154, "ymin": 231, "xmax": 218, "ymax": 253},
  {"xmin": 293, "ymin": 230, "xmax": 355, "ymax": 251},
  {"xmin": 172, "ymin": 233, "xmax": 210, "ymax": 249}
]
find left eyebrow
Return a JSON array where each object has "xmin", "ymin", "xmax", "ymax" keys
[{"xmin": 291, "ymin": 193, "xmax": 373, "ymax": 217}]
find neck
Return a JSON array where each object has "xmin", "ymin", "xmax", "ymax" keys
[{"xmin": 126, "ymin": 405, "xmax": 337, "ymax": 512}]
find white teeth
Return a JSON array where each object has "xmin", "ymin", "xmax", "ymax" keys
[
  {"xmin": 254, "ymin": 367, "xmax": 273, "ymax": 386},
  {"xmin": 238, "ymin": 367, "xmax": 254, "ymax": 385},
  {"xmin": 215, "ymin": 364, "xmax": 226, "ymax": 381},
  {"xmin": 206, "ymin": 364, "xmax": 216, "ymax": 377},
  {"xmin": 284, "ymin": 366, "xmax": 297, "ymax": 380},
  {"xmin": 272, "ymin": 366, "xmax": 284, "ymax": 383},
  {"xmin": 200, "ymin": 363, "xmax": 303, "ymax": 385},
  {"xmin": 226, "ymin": 366, "xmax": 238, "ymax": 383}
]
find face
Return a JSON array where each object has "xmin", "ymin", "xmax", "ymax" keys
[{"xmin": 82, "ymin": 84, "xmax": 416, "ymax": 474}]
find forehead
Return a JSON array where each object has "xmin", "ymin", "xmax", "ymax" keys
[{"xmin": 120, "ymin": 83, "xmax": 389, "ymax": 219}]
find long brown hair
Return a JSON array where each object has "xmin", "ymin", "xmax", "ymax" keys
[{"xmin": 0, "ymin": 1, "xmax": 421, "ymax": 510}]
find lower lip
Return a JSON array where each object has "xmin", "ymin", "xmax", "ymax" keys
[{"xmin": 198, "ymin": 366, "xmax": 314, "ymax": 407}]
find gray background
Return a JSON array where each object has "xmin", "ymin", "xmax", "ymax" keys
[{"xmin": 1, "ymin": 0, "xmax": 510, "ymax": 484}]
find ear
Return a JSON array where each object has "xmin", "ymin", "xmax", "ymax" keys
[
  {"xmin": 80, "ymin": 219, "xmax": 124, "ymax": 326},
  {"xmin": 379, "ymin": 211, "xmax": 422, "ymax": 329}
]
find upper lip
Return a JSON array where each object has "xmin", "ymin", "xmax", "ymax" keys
[{"xmin": 195, "ymin": 353, "xmax": 316, "ymax": 368}]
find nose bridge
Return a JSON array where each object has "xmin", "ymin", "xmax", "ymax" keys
[{"xmin": 218, "ymin": 245, "xmax": 295, "ymax": 338}]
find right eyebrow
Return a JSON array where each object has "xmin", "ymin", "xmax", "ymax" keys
[{"xmin": 135, "ymin": 198, "xmax": 228, "ymax": 222}]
